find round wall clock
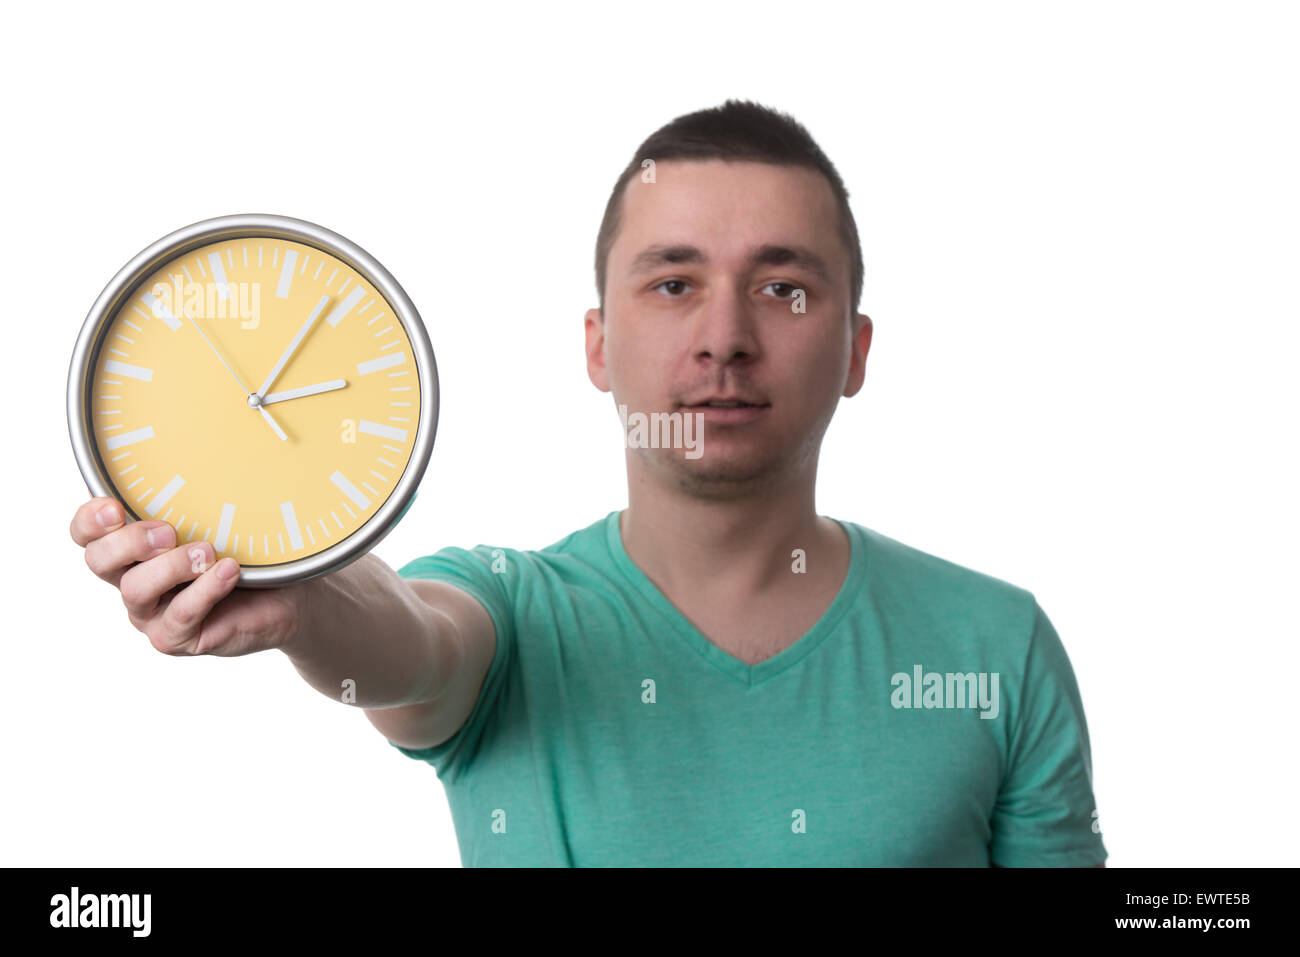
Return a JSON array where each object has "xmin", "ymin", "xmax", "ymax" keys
[{"xmin": 66, "ymin": 214, "xmax": 438, "ymax": 588}]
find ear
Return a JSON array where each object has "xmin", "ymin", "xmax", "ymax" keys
[
  {"xmin": 584, "ymin": 306, "xmax": 611, "ymax": 392},
  {"xmin": 842, "ymin": 312, "xmax": 873, "ymax": 398}
]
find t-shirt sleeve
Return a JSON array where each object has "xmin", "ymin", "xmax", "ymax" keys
[
  {"xmin": 385, "ymin": 545, "xmax": 515, "ymax": 780},
  {"xmin": 989, "ymin": 599, "xmax": 1108, "ymax": 867}
]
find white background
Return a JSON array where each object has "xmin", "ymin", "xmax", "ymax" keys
[{"xmin": 2, "ymin": 0, "xmax": 1296, "ymax": 867}]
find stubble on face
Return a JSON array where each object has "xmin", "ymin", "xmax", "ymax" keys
[{"xmin": 632, "ymin": 403, "xmax": 832, "ymax": 501}]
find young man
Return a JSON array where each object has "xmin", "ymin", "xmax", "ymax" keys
[{"xmin": 71, "ymin": 100, "xmax": 1107, "ymax": 867}]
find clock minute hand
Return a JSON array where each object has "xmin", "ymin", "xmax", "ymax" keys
[
  {"xmin": 255, "ymin": 294, "xmax": 331, "ymax": 400},
  {"xmin": 262, "ymin": 379, "xmax": 348, "ymax": 405}
]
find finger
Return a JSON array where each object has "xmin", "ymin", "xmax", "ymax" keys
[
  {"xmin": 118, "ymin": 532, "xmax": 216, "ymax": 619},
  {"xmin": 153, "ymin": 554, "xmax": 243, "ymax": 654},
  {"xmin": 70, "ymin": 497, "xmax": 127, "ymax": 547},
  {"xmin": 84, "ymin": 519, "xmax": 177, "ymax": 589}
]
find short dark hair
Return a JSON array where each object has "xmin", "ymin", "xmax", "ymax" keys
[{"xmin": 594, "ymin": 98, "xmax": 864, "ymax": 317}]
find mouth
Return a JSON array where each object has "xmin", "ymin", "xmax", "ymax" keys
[
  {"xmin": 678, "ymin": 393, "xmax": 770, "ymax": 409},
  {"xmin": 679, "ymin": 400, "xmax": 770, "ymax": 423}
]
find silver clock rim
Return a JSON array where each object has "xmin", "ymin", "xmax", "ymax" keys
[{"xmin": 66, "ymin": 213, "xmax": 439, "ymax": 589}]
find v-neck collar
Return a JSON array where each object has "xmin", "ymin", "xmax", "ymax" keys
[{"xmin": 603, "ymin": 509, "xmax": 868, "ymax": 689}]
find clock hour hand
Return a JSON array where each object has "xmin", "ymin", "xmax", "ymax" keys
[
  {"xmin": 255, "ymin": 294, "xmax": 331, "ymax": 401},
  {"xmin": 261, "ymin": 378, "xmax": 347, "ymax": 405}
]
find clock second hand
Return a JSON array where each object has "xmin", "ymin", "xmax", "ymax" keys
[
  {"xmin": 181, "ymin": 306, "xmax": 290, "ymax": 442},
  {"xmin": 182, "ymin": 305, "xmax": 251, "ymax": 394}
]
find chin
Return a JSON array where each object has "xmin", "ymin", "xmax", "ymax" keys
[{"xmin": 665, "ymin": 449, "xmax": 790, "ymax": 494}]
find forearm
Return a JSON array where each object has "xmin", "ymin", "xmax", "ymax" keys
[{"xmin": 280, "ymin": 553, "xmax": 458, "ymax": 709}]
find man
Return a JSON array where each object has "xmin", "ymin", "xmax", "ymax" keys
[{"xmin": 71, "ymin": 99, "xmax": 1107, "ymax": 867}]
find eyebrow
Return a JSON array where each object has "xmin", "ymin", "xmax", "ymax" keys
[{"xmin": 628, "ymin": 243, "xmax": 834, "ymax": 285}]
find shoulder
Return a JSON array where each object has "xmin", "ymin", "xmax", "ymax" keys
[
  {"xmin": 401, "ymin": 512, "xmax": 617, "ymax": 588},
  {"xmin": 847, "ymin": 521, "xmax": 1039, "ymax": 638}
]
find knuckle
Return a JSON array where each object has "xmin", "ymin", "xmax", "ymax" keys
[
  {"xmin": 170, "ymin": 599, "xmax": 197, "ymax": 628},
  {"xmin": 73, "ymin": 498, "xmax": 117, "ymax": 546},
  {"xmin": 142, "ymin": 625, "xmax": 164, "ymax": 650},
  {"xmin": 274, "ymin": 593, "xmax": 301, "ymax": 648},
  {"xmin": 186, "ymin": 544, "xmax": 213, "ymax": 575},
  {"xmin": 85, "ymin": 539, "xmax": 114, "ymax": 578},
  {"xmin": 87, "ymin": 531, "xmax": 132, "ymax": 582},
  {"xmin": 133, "ymin": 523, "xmax": 158, "ymax": 550},
  {"xmin": 145, "ymin": 623, "xmax": 185, "ymax": 656},
  {"xmin": 118, "ymin": 569, "xmax": 150, "ymax": 611},
  {"xmin": 146, "ymin": 631, "xmax": 176, "ymax": 656}
]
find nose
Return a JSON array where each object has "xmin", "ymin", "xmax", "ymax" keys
[{"xmin": 691, "ymin": 283, "xmax": 760, "ymax": 366}]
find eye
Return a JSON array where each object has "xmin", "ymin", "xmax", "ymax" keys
[
  {"xmin": 650, "ymin": 279, "xmax": 691, "ymax": 297},
  {"xmin": 760, "ymin": 282, "xmax": 801, "ymax": 299}
]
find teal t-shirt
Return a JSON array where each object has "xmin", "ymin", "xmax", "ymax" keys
[{"xmin": 391, "ymin": 511, "xmax": 1107, "ymax": 867}]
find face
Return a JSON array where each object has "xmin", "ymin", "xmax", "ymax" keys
[{"xmin": 585, "ymin": 159, "xmax": 872, "ymax": 498}]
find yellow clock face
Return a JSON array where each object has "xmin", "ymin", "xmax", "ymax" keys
[{"xmin": 90, "ymin": 236, "xmax": 421, "ymax": 568}]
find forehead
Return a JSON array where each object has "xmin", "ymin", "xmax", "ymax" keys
[{"xmin": 610, "ymin": 159, "xmax": 841, "ymax": 265}]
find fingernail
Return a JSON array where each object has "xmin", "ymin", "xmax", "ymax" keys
[
  {"xmin": 97, "ymin": 505, "xmax": 122, "ymax": 529},
  {"xmin": 217, "ymin": 558, "xmax": 239, "ymax": 580},
  {"xmin": 148, "ymin": 525, "xmax": 174, "ymax": 548},
  {"xmin": 188, "ymin": 547, "xmax": 209, "ymax": 574}
]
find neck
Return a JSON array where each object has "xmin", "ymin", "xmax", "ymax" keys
[{"xmin": 620, "ymin": 455, "xmax": 843, "ymax": 600}]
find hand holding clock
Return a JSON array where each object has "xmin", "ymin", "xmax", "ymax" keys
[
  {"xmin": 70, "ymin": 287, "xmax": 363, "ymax": 652},
  {"xmin": 69, "ymin": 216, "xmax": 435, "ymax": 588},
  {"xmin": 70, "ymin": 496, "xmax": 307, "ymax": 657}
]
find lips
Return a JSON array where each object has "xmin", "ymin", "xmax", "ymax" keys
[
  {"xmin": 678, "ymin": 400, "xmax": 770, "ymax": 425},
  {"xmin": 680, "ymin": 396, "xmax": 769, "ymax": 409}
]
